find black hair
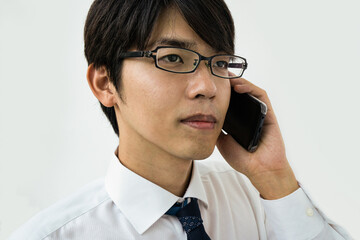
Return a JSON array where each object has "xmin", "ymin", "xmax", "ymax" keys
[{"xmin": 84, "ymin": 0, "xmax": 235, "ymax": 136}]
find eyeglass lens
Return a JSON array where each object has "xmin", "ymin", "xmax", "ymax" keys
[{"xmin": 155, "ymin": 47, "xmax": 245, "ymax": 78}]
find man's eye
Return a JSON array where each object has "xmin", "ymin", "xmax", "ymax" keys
[
  {"xmin": 214, "ymin": 61, "xmax": 229, "ymax": 68},
  {"xmin": 159, "ymin": 54, "xmax": 183, "ymax": 63}
]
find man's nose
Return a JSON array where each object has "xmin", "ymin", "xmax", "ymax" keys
[{"xmin": 186, "ymin": 62, "xmax": 217, "ymax": 99}]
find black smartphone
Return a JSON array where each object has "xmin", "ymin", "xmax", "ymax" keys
[{"xmin": 222, "ymin": 88, "xmax": 267, "ymax": 152}]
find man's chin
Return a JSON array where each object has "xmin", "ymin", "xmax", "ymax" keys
[{"xmin": 184, "ymin": 143, "xmax": 216, "ymax": 161}]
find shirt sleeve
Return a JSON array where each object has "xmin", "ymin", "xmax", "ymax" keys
[{"xmin": 261, "ymin": 185, "xmax": 353, "ymax": 240}]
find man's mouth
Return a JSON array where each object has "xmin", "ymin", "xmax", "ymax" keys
[{"xmin": 180, "ymin": 114, "xmax": 217, "ymax": 130}]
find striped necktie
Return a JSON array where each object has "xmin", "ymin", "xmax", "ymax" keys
[{"xmin": 166, "ymin": 198, "xmax": 211, "ymax": 240}]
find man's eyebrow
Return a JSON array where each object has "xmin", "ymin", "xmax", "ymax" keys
[{"xmin": 150, "ymin": 38, "xmax": 197, "ymax": 49}]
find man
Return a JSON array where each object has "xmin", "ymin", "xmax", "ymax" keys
[{"xmin": 9, "ymin": 0, "xmax": 351, "ymax": 239}]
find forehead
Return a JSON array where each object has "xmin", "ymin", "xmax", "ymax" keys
[{"xmin": 148, "ymin": 8, "xmax": 216, "ymax": 54}]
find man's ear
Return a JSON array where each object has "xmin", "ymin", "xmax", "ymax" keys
[{"xmin": 86, "ymin": 64, "xmax": 117, "ymax": 107}]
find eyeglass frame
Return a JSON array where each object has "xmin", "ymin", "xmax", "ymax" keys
[{"xmin": 118, "ymin": 46, "xmax": 248, "ymax": 79}]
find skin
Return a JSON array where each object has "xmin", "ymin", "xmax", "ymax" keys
[{"xmin": 87, "ymin": 8, "xmax": 299, "ymax": 199}]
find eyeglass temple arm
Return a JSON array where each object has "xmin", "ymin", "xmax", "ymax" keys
[
  {"xmin": 229, "ymin": 62, "xmax": 248, "ymax": 69},
  {"xmin": 119, "ymin": 51, "xmax": 153, "ymax": 58}
]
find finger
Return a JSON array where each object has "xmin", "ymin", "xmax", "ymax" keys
[
  {"xmin": 230, "ymin": 77, "xmax": 254, "ymax": 85},
  {"xmin": 231, "ymin": 78, "xmax": 265, "ymax": 97},
  {"xmin": 231, "ymin": 79, "xmax": 272, "ymax": 108},
  {"xmin": 229, "ymin": 77, "xmax": 247, "ymax": 86},
  {"xmin": 230, "ymin": 79, "xmax": 276, "ymax": 124},
  {"xmin": 232, "ymin": 84, "xmax": 252, "ymax": 94}
]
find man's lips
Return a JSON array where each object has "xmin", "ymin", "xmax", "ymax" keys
[
  {"xmin": 181, "ymin": 114, "xmax": 217, "ymax": 122},
  {"xmin": 180, "ymin": 114, "xmax": 217, "ymax": 129}
]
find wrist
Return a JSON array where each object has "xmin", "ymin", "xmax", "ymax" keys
[{"xmin": 249, "ymin": 168, "xmax": 299, "ymax": 200}]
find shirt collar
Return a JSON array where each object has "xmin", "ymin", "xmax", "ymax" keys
[{"xmin": 105, "ymin": 150, "xmax": 208, "ymax": 235}]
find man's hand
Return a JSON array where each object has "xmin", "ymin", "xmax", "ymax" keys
[{"xmin": 216, "ymin": 78, "xmax": 299, "ymax": 200}]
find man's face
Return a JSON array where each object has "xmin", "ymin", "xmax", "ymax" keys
[{"xmin": 114, "ymin": 8, "xmax": 231, "ymax": 161}]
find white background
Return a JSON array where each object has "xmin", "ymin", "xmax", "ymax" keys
[{"xmin": 0, "ymin": 0, "xmax": 359, "ymax": 239}]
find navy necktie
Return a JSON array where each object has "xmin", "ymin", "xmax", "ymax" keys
[{"xmin": 166, "ymin": 198, "xmax": 211, "ymax": 240}]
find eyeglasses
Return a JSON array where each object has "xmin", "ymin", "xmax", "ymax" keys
[{"xmin": 119, "ymin": 46, "xmax": 247, "ymax": 79}]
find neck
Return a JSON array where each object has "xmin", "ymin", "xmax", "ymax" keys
[{"xmin": 116, "ymin": 142, "xmax": 193, "ymax": 197}]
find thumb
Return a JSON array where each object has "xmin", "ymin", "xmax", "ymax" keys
[{"xmin": 216, "ymin": 131, "xmax": 248, "ymax": 164}]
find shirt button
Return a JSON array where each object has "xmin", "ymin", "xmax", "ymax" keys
[{"xmin": 306, "ymin": 208, "xmax": 314, "ymax": 217}]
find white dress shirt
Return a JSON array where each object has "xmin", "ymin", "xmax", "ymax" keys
[{"xmin": 8, "ymin": 152, "xmax": 352, "ymax": 240}]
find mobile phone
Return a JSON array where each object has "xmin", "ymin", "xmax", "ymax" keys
[{"xmin": 222, "ymin": 88, "xmax": 267, "ymax": 152}]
